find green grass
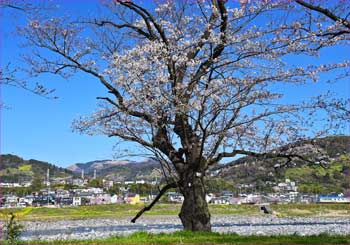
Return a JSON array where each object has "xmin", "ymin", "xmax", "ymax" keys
[
  {"xmin": 0, "ymin": 204, "xmax": 261, "ymax": 221},
  {"xmin": 270, "ymin": 203, "xmax": 350, "ymax": 217},
  {"xmin": 18, "ymin": 164, "xmax": 32, "ymax": 171},
  {"xmin": 1, "ymin": 203, "xmax": 349, "ymax": 221},
  {"xmin": 5, "ymin": 231, "xmax": 350, "ymax": 244}
]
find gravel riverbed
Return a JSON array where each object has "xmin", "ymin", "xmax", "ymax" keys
[{"xmin": 14, "ymin": 215, "xmax": 350, "ymax": 241}]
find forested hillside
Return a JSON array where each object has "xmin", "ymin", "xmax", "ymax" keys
[
  {"xmin": 208, "ymin": 136, "xmax": 350, "ymax": 193},
  {"xmin": 0, "ymin": 154, "xmax": 73, "ymax": 183}
]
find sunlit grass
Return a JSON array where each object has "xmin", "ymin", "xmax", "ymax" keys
[
  {"xmin": 1, "ymin": 203, "xmax": 349, "ymax": 221},
  {"xmin": 6, "ymin": 231, "xmax": 350, "ymax": 244}
]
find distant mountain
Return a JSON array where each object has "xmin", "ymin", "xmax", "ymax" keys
[
  {"xmin": 67, "ymin": 159, "xmax": 130, "ymax": 173},
  {"xmin": 210, "ymin": 135, "xmax": 350, "ymax": 193},
  {"xmin": 0, "ymin": 154, "xmax": 73, "ymax": 183},
  {"xmin": 67, "ymin": 158, "xmax": 162, "ymax": 182},
  {"xmin": 0, "ymin": 154, "xmax": 161, "ymax": 184}
]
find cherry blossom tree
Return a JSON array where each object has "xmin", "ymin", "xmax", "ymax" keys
[{"xmin": 8, "ymin": 0, "xmax": 350, "ymax": 231}]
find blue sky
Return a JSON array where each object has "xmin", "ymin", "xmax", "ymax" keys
[
  {"xmin": 1, "ymin": 1, "xmax": 129, "ymax": 167},
  {"xmin": 1, "ymin": 1, "xmax": 349, "ymax": 167}
]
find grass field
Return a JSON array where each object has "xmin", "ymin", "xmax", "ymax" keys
[
  {"xmin": 1, "ymin": 203, "xmax": 349, "ymax": 221},
  {"xmin": 4, "ymin": 231, "xmax": 350, "ymax": 244}
]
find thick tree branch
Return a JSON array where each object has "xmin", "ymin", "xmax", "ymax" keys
[
  {"xmin": 172, "ymin": 0, "xmax": 228, "ymax": 154},
  {"xmin": 117, "ymin": 1, "xmax": 163, "ymax": 44},
  {"xmin": 153, "ymin": 125, "xmax": 175, "ymax": 157},
  {"xmin": 108, "ymin": 131, "xmax": 153, "ymax": 149},
  {"xmin": 296, "ymin": 0, "xmax": 350, "ymax": 29},
  {"xmin": 173, "ymin": 0, "xmax": 220, "ymax": 96},
  {"xmin": 91, "ymin": 20, "xmax": 156, "ymax": 40},
  {"xmin": 119, "ymin": 1, "xmax": 169, "ymax": 45},
  {"xmin": 131, "ymin": 182, "xmax": 177, "ymax": 223},
  {"xmin": 209, "ymin": 149, "xmax": 315, "ymax": 166},
  {"xmin": 187, "ymin": 0, "xmax": 228, "ymax": 95}
]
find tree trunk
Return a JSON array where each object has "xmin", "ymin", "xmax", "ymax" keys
[{"xmin": 178, "ymin": 174, "xmax": 211, "ymax": 231}]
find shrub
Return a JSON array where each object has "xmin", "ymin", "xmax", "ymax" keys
[{"xmin": 4, "ymin": 212, "xmax": 23, "ymax": 243}]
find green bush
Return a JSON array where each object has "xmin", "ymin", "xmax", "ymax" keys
[{"xmin": 4, "ymin": 212, "xmax": 23, "ymax": 243}]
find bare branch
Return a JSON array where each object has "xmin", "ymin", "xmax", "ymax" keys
[
  {"xmin": 131, "ymin": 182, "xmax": 177, "ymax": 223},
  {"xmin": 89, "ymin": 19, "xmax": 156, "ymax": 40},
  {"xmin": 296, "ymin": 0, "xmax": 350, "ymax": 29},
  {"xmin": 116, "ymin": 1, "xmax": 160, "ymax": 43},
  {"xmin": 209, "ymin": 149, "xmax": 315, "ymax": 166}
]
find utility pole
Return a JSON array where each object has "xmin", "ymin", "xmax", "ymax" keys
[
  {"xmin": 47, "ymin": 168, "xmax": 50, "ymax": 206},
  {"xmin": 46, "ymin": 168, "xmax": 50, "ymax": 188},
  {"xmin": 93, "ymin": 169, "xmax": 96, "ymax": 180},
  {"xmin": 81, "ymin": 169, "xmax": 84, "ymax": 179}
]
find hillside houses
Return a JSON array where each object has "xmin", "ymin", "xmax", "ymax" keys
[
  {"xmin": 1, "ymin": 176, "xmax": 350, "ymax": 209},
  {"xmin": 273, "ymin": 179, "xmax": 298, "ymax": 192},
  {"xmin": 0, "ymin": 182, "xmax": 31, "ymax": 187}
]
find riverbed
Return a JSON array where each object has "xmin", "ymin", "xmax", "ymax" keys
[{"xmin": 17, "ymin": 215, "xmax": 350, "ymax": 241}]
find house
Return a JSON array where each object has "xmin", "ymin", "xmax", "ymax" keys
[
  {"xmin": 318, "ymin": 193, "xmax": 350, "ymax": 203},
  {"xmin": 55, "ymin": 189, "xmax": 70, "ymax": 198},
  {"xmin": 261, "ymin": 194, "xmax": 279, "ymax": 204},
  {"xmin": 18, "ymin": 196, "xmax": 34, "ymax": 207},
  {"xmin": 86, "ymin": 187, "xmax": 104, "ymax": 194},
  {"xmin": 0, "ymin": 183, "xmax": 22, "ymax": 187},
  {"xmin": 221, "ymin": 191, "xmax": 234, "ymax": 198},
  {"xmin": 229, "ymin": 197, "xmax": 241, "ymax": 204},
  {"xmin": 51, "ymin": 177, "xmax": 71, "ymax": 185},
  {"xmin": 167, "ymin": 192, "xmax": 184, "ymax": 203},
  {"xmin": 210, "ymin": 197, "xmax": 229, "ymax": 204},
  {"xmin": 73, "ymin": 197, "xmax": 81, "ymax": 206},
  {"xmin": 288, "ymin": 191, "xmax": 299, "ymax": 203},
  {"xmin": 274, "ymin": 179, "xmax": 298, "ymax": 193},
  {"xmin": 32, "ymin": 195, "xmax": 56, "ymax": 206},
  {"xmin": 4, "ymin": 195, "xmax": 18, "ymax": 208},
  {"xmin": 240, "ymin": 194, "xmax": 261, "ymax": 204},
  {"xmin": 124, "ymin": 180, "xmax": 135, "ymax": 185},
  {"xmin": 103, "ymin": 180, "xmax": 114, "ymax": 189},
  {"xmin": 73, "ymin": 178, "xmax": 85, "ymax": 186},
  {"xmin": 111, "ymin": 194, "xmax": 124, "ymax": 204},
  {"xmin": 57, "ymin": 197, "xmax": 73, "ymax": 206},
  {"xmin": 300, "ymin": 194, "xmax": 317, "ymax": 203},
  {"xmin": 90, "ymin": 194, "xmax": 111, "ymax": 205},
  {"xmin": 125, "ymin": 193, "xmax": 140, "ymax": 204},
  {"xmin": 206, "ymin": 193, "xmax": 215, "ymax": 203},
  {"xmin": 101, "ymin": 194, "xmax": 111, "ymax": 204}
]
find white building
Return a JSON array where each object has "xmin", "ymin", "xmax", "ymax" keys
[{"xmin": 73, "ymin": 197, "xmax": 81, "ymax": 206}]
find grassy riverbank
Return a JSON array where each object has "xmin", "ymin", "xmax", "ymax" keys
[
  {"xmin": 7, "ymin": 231, "xmax": 350, "ymax": 244},
  {"xmin": 1, "ymin": 203, "xmax": 349, "ymax": 221}
]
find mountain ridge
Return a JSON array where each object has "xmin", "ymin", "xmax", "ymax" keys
[
  {"xmin": 67, "ymin": 158, "xmax": 162, "ymax": 181},
  {"xmin": 67, "ymin": 159, "xmax": 130, "ymax": 173},
  {"xmin": 2, "ymin": 135, "xmax": 349, "ymax": 190}
]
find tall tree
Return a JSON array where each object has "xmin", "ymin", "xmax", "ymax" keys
[{"xmin": 6, "ymin": 0, "xmax": 350, "ymax": 231}]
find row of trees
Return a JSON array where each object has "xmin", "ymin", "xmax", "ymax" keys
[{"xmin": 2, "ymin": 0, "xmax": 349, "ymax": 231}]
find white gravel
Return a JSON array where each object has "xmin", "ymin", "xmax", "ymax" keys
[{"xmin": 16, "ymin": 215, "xmax": 350, "ymax": 241}]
